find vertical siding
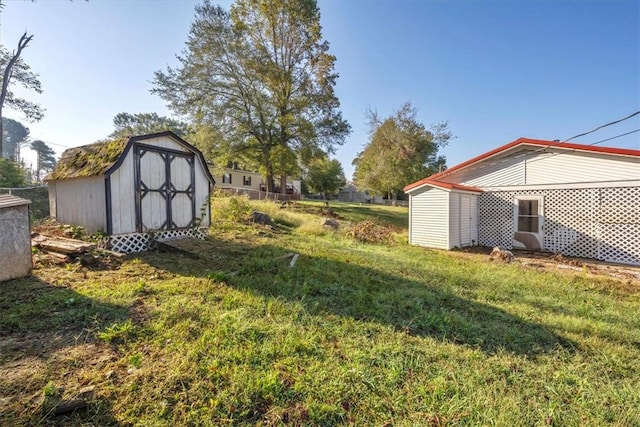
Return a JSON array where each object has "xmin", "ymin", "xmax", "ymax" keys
[
  {"xmin": 0, "ymin": 204, "xmax": 32, "ymax": 281},
  {"xmin": 53, "ymin": 177, "xmax": 106, "ymax": 233},
  {"xmin": 109, "ymin": 151, "xmax": 136, "ymax": 234},
  {"xmin": 409, "ymin": 187, "xmax": 450, "ymax": 249},
  {"xmin": 194, "ymin": 166, "xmax": 211, "ymax": 227},
  {"xmin": 48, "ymin": 182, "xmax": 57, "ymax": 217},
  {"xmin": 138, "ymin": 136, "xmax": 191, "ymax": 152}
]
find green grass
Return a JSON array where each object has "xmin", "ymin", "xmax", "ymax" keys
[{"xmin": 1, "ymin": 197, "xmax": 638, "ymax": 426}]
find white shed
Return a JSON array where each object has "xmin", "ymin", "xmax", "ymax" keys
[
  {"xmin": 0, "ymin": 194, "xmax": 32, "ymax": 282},
  {"xmin": 46, "ymin": 131, "xmax": 215, "ymax": 252},
  {"xmin": 405, "ymin": 138, "xmax": 640, "ymax": 265},
  {"xmin": 406, "ymin": 179, "xmax": 481, "ymax": 249}
]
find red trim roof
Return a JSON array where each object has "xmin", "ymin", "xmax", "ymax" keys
[
  {"xmin": 404, "ymin": 137, "xmax": 640, "ymax": 192},
  {"xmin": 403, "ymin": 178, "xmax": 482, "ymax": 193}
]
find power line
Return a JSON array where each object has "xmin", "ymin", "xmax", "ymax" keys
[
  {"xmin": 562, "ymin": 110, "xmax": 640, "ymax": 142},
  {"xmin": 587, "ymin": 128, "xmax": 640, "ymax": 146}
]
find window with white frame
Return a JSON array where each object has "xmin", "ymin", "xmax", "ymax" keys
[
  {"xmin": 243, "ymin": 176, "xmax": 251, "ymax": 186},
  {"xmin": 516, "ymin": 198, "xmax": 541, "ymax": 233},
  {"xmin": 222, "ymin": 173, "xmax": 232, "ymax": 184}
]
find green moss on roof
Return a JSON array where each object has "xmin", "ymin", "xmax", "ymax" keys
[{"xmin": 46, "ymin": 137, "xmax": 130, "ymax": 181}]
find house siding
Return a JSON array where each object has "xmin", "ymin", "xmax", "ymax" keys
[
  {"xmin": 441, "ymin": 148, "xmax": 639, "ymax": 187},
  {"xmin": 409, "ymin": 186, "xmax": 450, "ymax": 249},
  {"xmin": 478, "ymin": 187, "xmax": 640, "ymax": 265}
]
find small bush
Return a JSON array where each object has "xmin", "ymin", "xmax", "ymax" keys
[
  {"xmin": 212, "ymin": 196, "xmax": 253, "ymax": 225},
  {"xmin": 346, "ymin": 220, "xmax": 397, "ymax": 244}
]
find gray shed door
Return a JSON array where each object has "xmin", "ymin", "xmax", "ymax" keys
[{"xmin": 134, "ymin": 144, "xmax": 196, "ymax": 232}]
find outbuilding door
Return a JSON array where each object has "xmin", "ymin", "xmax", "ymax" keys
[
  {"xmin": 459, "ymin": 194, "xmax": 478, "ymax": 247},
  {"xmin": 134, "ymin": 144, "xmax": 196, "ymax": 232}
]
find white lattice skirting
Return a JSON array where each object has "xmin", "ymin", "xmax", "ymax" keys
[
  {"xmin": 102, "ymin": 228, "xmax": 208, "ymax": 253},
  {"xmin": 478, "ymin": 186, "xmax": 640, "ymax": 265}
]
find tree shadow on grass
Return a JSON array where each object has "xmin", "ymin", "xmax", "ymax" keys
[
  {"xmin": 0, "ymin": 276, "xmax": 128, "ymax": 426},
  {"xmin": 144, "ymin": 236, "xmax": 575, "ymax": 357}
]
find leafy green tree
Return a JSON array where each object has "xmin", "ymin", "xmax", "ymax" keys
[
  {"xmin": 152, "ymin": 0, "xmax": 350, "ymax": 193},
  {"xmin": 0, "ymin": 32, "xmax": 44, "ymax": 156},
  {"xmin": 30, "ymin": 139, "xmax": 56, "ymax": 182},
  {"xmin": 1, "ymin": 117, "xmax": 29, "ymax": 160},
  {"xmin": 305, "ymin": 156, "xmax": 346, "ymax": 199},
  {"xmin": 0, "ymin": 157, "xmax": 27, "ymax": 187},
  {"xmin": 353, "ymin": 102, "xmax": 451, "ymax": 200},
  {"xmin": 109, "ymin": 112, "xmax": 192, "ymax": 139}
]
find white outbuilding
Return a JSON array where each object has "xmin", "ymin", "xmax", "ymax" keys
[
  {"xmin": 404, "ymin": 138, "xmax": 640, "ymax": 265},
  {"xmin": 0, "ymin": 194, "xmax": 32, "ymax": 282},
  {"xmin": 46, "ymin": 131, "xmax": 215, "ymax": 252}
]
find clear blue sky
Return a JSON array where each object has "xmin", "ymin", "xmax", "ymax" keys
[{"xmin": 2, "ymin": 0, "xmax": 639, "ymax": 180}]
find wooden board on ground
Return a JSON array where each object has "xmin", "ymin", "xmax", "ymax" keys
[{"xmin": 32, "ymin": 234, "xmax": 97, "ymax": 255}]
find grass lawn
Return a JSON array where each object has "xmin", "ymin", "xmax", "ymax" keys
[{"xmin": 1, "ymin": 197, "xmax": 638, "ymax": 426}]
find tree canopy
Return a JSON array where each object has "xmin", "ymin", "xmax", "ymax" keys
[
  {"xmin": 30, "ymin": 139, "xmax": 56, "ymax": 182},
  {"xmin": 304, "ymin": 156, "xmax": 346, "ymax": 199},
  {"xmin": 353, "ymin": 102, "xmax": 452, "ymax": 200},
  {"xmin": 109, "ymin": 112, "xmax": 192, "ymax": 139},
  {"xmin": 0, "ymin": 33, "xmax": 44, "ymax": 156},
  {"xmin": 0, "ymin": 157, "xmax": 27, "ymax": 187},
  {"xmin": 152, "ymin": 0, "xmax": 350, "ymax": 193},
  {"xmin": 1, "ymin": 117, "xmax": 29, "ymax": 160}
]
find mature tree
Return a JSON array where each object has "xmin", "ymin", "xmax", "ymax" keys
[
  {"xmin": 30, "ymin": 139, "xmax": 56, "ymax": 182},
  {"xmin": 109, "ymin": 112, "xmax": 192, "ymax": 139},
  {"xmin": 152, "ymin": 0, "xmax": 350, "ymax": 193},
  {"xmin": 1, "ymin": 117, "xmax": 29, "ymax": 160},
  {"xmin": 0, "ymin": 32, "xmax": 44, "ymax": 156},
  {"xmin": 353, "ymin": 102, "xmax": 452, "ymax": 200},
  {"xmin": 304, "ymin": 156, "xmax": 346, "ymax": 199},
  {"xmin": 0, "ymin": 157, "xmax": 27, "ymax": 187}
]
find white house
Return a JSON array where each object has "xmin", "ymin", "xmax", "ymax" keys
[
  {"xmin": 404, "ymin": 138, "xmax": 640, "ymax": 265},
  {"xmin": 46, "ymin": 131, "xmax": 215, "ymax": 252},
  {"xmin": 214, "ymin": 164, "xmax": 301, "ymax": 199}
]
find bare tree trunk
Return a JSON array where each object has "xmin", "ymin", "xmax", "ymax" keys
[{"xmin": 0, "ymin": 32, "xmax": 34, "ymax": 158}]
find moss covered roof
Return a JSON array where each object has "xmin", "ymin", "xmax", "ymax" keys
[{"xmin": 46, "ymin": 137, "xmax": 130, "ymax": 181}]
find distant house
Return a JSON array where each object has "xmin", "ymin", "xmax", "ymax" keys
[
  {"xmin": 0, "ymin": 194, "xmax": 32, "ymax": 282},
  {"xmin": 404, "ymin": 138, "xmax": 640, "ymax": 265},
  {"xmin": 337, "ymin": 185, "xmax": 383, "ymax": 204},
  {"xmin": 46, "ymin": 131, "xmax": 215, "ymax": 252},
  {"xmin": 214, "ymin": 164, "xmax": 301, "ymax": 200}
]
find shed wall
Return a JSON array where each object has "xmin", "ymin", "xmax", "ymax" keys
[
  {"xmin": 109, "ymin": 149, "xmax": 135, "ymax": 234},
  {"xmin": 52, "ymin": 177, "xmax": 106, "ymax": 233},
  {"xmin": 409, "ymin": 186, "xmax": 450, "ymax": 249},
  {"xmin": 478, "ymin": 186, "xmax": 640, "ymax": 265},
  {"xmin": 0, "ymin": 205, "xmax": 32, "ymax": 281}
]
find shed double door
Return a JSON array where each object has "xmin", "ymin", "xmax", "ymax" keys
[{"xmin": 134, "ymin": 144, "xmax": 196, "ymax": 232}]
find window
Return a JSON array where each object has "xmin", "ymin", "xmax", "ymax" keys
[
  {"xmin": 222, "ymin": 173, "xmax": 232, "ymax": 184},
  {"xmin": 517, "ymin": 198, "xmax": 539, "ymax": 233},
  {"xmin": 243, "ymin": 176, "xmax": 251, "ymax": 186}
]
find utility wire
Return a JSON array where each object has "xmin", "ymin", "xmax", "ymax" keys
[
  {"xmin": 587, "ymin": 128, "xmax": 640, "ymax": 146},
  {"xmin": 562, "ymin": 110, "xmax": 640, "ymax": 142}
]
